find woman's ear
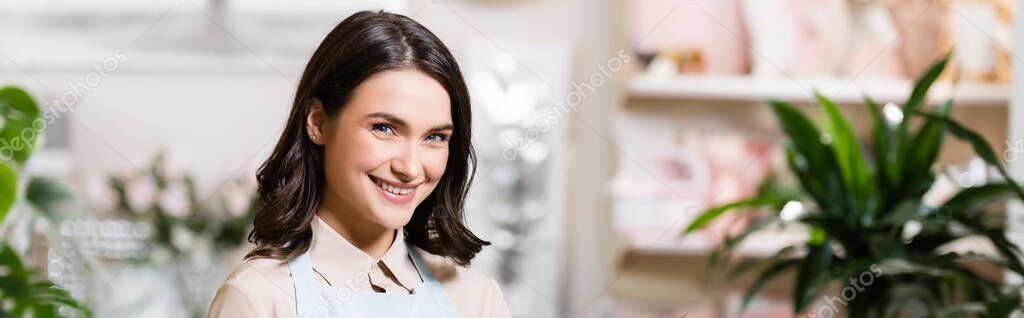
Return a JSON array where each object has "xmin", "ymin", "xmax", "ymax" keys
[{"xmin": 306, "ymin": 98, "xmax": 327, "ymax": 145}]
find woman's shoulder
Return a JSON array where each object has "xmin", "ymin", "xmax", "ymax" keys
[
  {"xmin": 221, "ymin": 257, "xmax": 293, "ymax": 291},
  {"xmin": 412, "ymin": 247, "xmax": 504, "ymax": 295},
  {"xmin": 413, "ymin": 247, "xmax": 511, "ymax": 317},
  {"xmin": 208, "ymin": 257, "xmax": 295, "ymax": 317},
  {"xmin": 414, "ymin": 247, "xmax": 492, "ymax": 282}
]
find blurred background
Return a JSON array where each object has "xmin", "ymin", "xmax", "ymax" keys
[{"xmin": 0, "ymin": 0, "xmax": 1023, "ymax": 317}]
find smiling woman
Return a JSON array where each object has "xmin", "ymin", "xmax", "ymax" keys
[{"xmin": 207, "ymin": 10, "xmax": 510, "ymax": 318}]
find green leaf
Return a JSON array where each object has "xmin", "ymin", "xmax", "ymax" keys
[
  {"xmin": 722, "ymin": 215, "xmax": 780, "ymax": 250},
  {"xmin": 927, "ymin": 211, "xmax": 1024, "ymax": 277},
  {"xmin": 0, "ymin": 87, "xmax": 40, "ymax": 118},
  {"xmin": 809, "ymin": 227, "xmax": 827, "ymax": 245},
  {"xmin": 941, "ymin": 261, "xmax": 1003, "ymax": 298},
  {"xmin": 0, "ymin": 242, "xmax": 92, "ymax": 318},
  {"xmin": 32, "ymin": 303, "xmax": 57, "ymax": 318},
  {"xmin": 25, "ymin": 176, "xmax": 75, "ymax": 221},
  {"xmin": 904, "ymin": 55, "xmax": 949, "ymax": 117},
  {"xmin": 904, "ymin": 100, "xmax": 951, "ymax": 182},
  {"xmin": 0, "ymin": 242, "xmax": 26, "ymax": 275},
  {"xmin": 726, "ymin": 246, "xmax": 797, "ymax": 283},
  {"xmin": 916, "ymin": 111, "xmax": 1024, "ymax": 202},
  {"xmin": 768, "ymin": 101, "xmax": 828, "ymax": 172},
  {"xmin": 816, "ymin": 92, "xmax": 877, "ymax": 225},
  {"xmin": 708, "ymin": 214, "xmax": 781, "ymax": 270},
  {"xmin": 799, "ymin": 213, "xmax": 867, "ymax": 257},
  {"xmin": 981, "ymin": 230, "xmax": 1024, "ymax": 276},
  {"xmin": 794, "ymin": 241, "xmax": 832, "ymax": 312},
  {"xmin": 0, "ymin": 86, "xmax": 42, "ymax": 165},
  {"xmin": 769, "ymin": 101, "xmax": 841, "ymax": 208},
  {"xmin": 878, "ymin": 199, "xmax": 925, "ymax": 226},
  {"xmin": 815, "ymin": 93, "xmax": 868, "ymax": 189},
  {"xmin": 684, "ymin": 195, "xmax": 780, "ymax": 233},
  {"xmin": 0, "ymin": 162, "xmax": 17, "ymax": 223},
  {"xmin": 844, "ymin": 276, "xmax": 882, "ymax": 318},
  {"xmin": 942, "ymin": 183, "xmax": 1021, "ymax": 217},
  {"xmin": 828, "ymin": 258, "xmax": 881, "ymax": 280},
  {"xmin": 890, "ymin": 56, "xmax": 949, "ymax": 213},
  {"xmin": 985, "ymin": 290, "xmax": 1022, "ymax": 317},
  {"xmin": 866, "ymin": 96, "xmax": 898, "ymax": 190},
  {"xmin": 742, "ymin": 259, "xmax": 799, "ymax": 311}
]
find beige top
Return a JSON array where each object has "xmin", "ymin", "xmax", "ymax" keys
[{"xmin": 207, "ymin": 216, "xmax": 511, "ymax": 317}]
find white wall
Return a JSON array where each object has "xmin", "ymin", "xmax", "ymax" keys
[
  {"xmin": 69, "ymin": 73, "xmax": 294, "ymax": 190},
  {"xmin": 1008, "ymin": 0, "xmax": 1024, "ymax": 302}
]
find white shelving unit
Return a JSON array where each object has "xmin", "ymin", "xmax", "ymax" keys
[
  {"xmin": 625, "ymin": 231, "xmax": 1000, "ymax": 258},
  {"xmin": 617, "ymin": 75, "xmax": 1010, "ymax": 259},
  {"xmin": 629, "ymin": 74, "xmax": 1011, "ymax": 106},
  {"xmin": 613, "ymin": 71, "xmax": 1014, "ymax": 317},
  {"xmin": 625, "ymin": 230, "xmax": 808, "ymax": 258}
]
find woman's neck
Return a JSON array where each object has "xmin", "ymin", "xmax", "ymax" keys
[{"xmin": 316, "ymin": 204, "xmax": 395, "ymax": 260}]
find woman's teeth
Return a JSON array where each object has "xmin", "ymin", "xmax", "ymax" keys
[{"xmin": 376, "ymin": 179, "xmax": 413, "ymax": 195}]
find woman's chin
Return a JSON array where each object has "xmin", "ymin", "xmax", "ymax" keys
[{"xmin": 368, "ymin": 209, "xmax": 415, "ymax": 230}]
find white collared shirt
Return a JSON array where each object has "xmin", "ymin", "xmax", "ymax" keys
[{"xmin": 207, "ymin": 216, "xmax": 511, "ymax": 318}]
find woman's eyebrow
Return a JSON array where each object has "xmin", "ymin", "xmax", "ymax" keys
[
  {"xmin": 366, "ymin": 112, "xmax": 453, "ymax": 132},
  {"xmin": 429, "ymin": 123, "xmax": 454, "ymax": 132},
  {"xmin": 366, "ymin": 112, "xmax": 407, "ymax": 127}
]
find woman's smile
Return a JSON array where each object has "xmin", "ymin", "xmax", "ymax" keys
[{"xmin": 368, "ymin": 174, "xmax": 419, "ymax": 205}]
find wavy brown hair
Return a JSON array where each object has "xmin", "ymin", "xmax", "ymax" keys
[{"xmin": 246, "ymin": 10, "xmax": 488, "ymax": 265}]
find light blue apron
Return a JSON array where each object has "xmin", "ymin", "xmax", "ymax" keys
[{"xmin": 288, "ymin": 240, "xmax": 461, "ymax": 318}]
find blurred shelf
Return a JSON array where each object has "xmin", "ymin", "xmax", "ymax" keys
[
  {"xmin": 628, "ymin": 74, "xmax": 1010, "ymax": 107},
  {"xmin": 623, "ymin": 230, "xmax": 808, "ymax": 258},
  {"xmin": 624, "ymin": 230, "xmax": 1002, "ymax": 259}
]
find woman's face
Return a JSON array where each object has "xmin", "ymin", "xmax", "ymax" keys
[{"xmin": 308, "ymin": 69, "xmax": 452, "ymax": 230}]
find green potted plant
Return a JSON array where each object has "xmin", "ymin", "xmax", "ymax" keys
[
  {"xmin": 0, "ymin": 86, "xmax": 91, "ymax": 317},
  {"xmin": 686, "ymin": 56, "xmax": 1024, "ymax": 317}
]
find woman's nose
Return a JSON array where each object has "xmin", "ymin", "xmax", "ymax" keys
[{"xmin": 389, "ymin": 144, "xmax": 423, "ymax": 182}]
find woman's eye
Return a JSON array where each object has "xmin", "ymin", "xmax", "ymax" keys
[
  {"xmin": 371, "ymin": 123, "xmax": 396, "ymax": 136},
  {"xmin": 425, "ymin": 133, "xmax": 449, "ymax": 143}
]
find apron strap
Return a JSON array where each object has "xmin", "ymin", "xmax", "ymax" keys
[
  {"xmin": 405, "ymin": 240, "xmax": 461, "ymax": 317},
  {"xmin": 288, "ymin": 252, "xmax": 320, "ymax": 316},
  {"xmin": 406, "ymin": 241, "xmax": 438, "ymax": 283}
]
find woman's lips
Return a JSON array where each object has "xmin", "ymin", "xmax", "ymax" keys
[{"xmin": 369, "ymin": 175, "xmax": 418, "ymax": 205}]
